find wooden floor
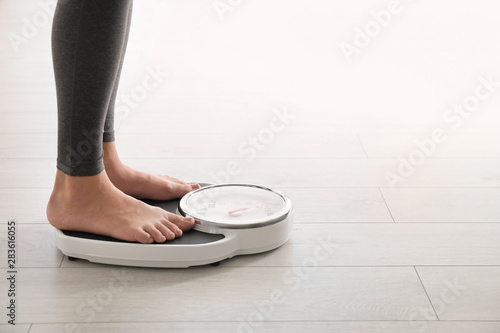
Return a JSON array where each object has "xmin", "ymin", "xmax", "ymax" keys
[{"xmin": 1, "ymin": 0, "xmax": 500, "ymax": 332}]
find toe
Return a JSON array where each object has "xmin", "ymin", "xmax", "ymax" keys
[
  {"xmin": 167, "ymin": 213, "xmax": 196, "ymax": 231},
  {"xmin": 156, "ymin": 222, "xmax": 178, "ymax": 240},
  {"xmin": 143, "ymin": 225, "xmax": 167, "ymax": 243},
  {"xmin": 159, "ymin": 220, "xmax": 183, "ymax": 238},
  {"xmin": 134, "ymin": 228, "xmax": 154, "ymax": 244}
]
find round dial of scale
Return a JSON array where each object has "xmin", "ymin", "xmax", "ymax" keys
[{"xmin": 178, "ymin": 184, "xmax": 292, "ymax": 229}]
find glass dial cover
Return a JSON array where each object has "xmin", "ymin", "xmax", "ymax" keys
[{"xmin": 178, "ymin": 184, "xmax": 291, "ymax": 229}]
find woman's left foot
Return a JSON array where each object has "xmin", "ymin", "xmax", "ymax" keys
[{"xmin": 103, "ymin": 142, "xmax": 200, "ymax": 200}]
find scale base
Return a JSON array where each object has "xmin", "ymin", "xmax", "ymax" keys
[
  {"xmin": 56, "ymin": 223, "xmax": 291, "ymax": 268},
  {"xmin": 54, "ymin": 184, "xmax": 292, "ymax": 268}
]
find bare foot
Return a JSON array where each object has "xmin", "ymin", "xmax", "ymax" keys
[
  {"xmin": 47, "ymin": 170, "xmax": 197, "ymax": 243},
  {"xmin": 103, "ymin": 142, "xmax": 200, "ymax": 200}
]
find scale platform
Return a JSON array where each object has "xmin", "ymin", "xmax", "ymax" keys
[{"xmin": 55, "ymin": 183, "xmax": 293, "ymax": 268}]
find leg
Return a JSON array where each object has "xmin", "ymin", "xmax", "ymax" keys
[
  {"xmin": 47, "ymin": 0, "xmax": 196, "ymax": 243},
  {"xmin": 52, "ymin": 0, "xmax": 129, "ymax": 176},
  {"xmin": 99, "ymin": 1, "xmax": 199, "ymax": 200},
  {"xmin": 101, "ymin": 0, "xmax": 132, "ymax": 146}
]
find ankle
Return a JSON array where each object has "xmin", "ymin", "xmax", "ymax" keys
[{"xmin": 51, "ymin": 169, "xmax": 109, "ymax": 201}]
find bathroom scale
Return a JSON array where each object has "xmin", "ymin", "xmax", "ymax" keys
[{"xmin": 55, "ymin": 183, "xmax": 293, "ymax": 268}]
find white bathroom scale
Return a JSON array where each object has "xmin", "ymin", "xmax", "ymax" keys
[{"xmin": 55, "ymin": 183, "xmax": 293, "ymax": 268}]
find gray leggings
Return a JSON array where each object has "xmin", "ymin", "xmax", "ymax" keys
[{"xmin": 52, "ymin": 0, "xmax": 133, "ymax": 176}]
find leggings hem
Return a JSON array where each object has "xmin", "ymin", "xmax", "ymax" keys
[
  {"xmin": 57, "ymin": 159, "xmax": 104, "ymax": 177},
  {"xmin": 103, "ymin": 131, "xmax": 115, "ymax": 142}
]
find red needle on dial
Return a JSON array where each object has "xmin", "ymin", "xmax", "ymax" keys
[
  {"xmin": 228, "ymin": 207, "xmax": 251, "ymax": 215},
  {"xmin": 228, "ymin": 201, "xmax": 271, "ymax": 215}
]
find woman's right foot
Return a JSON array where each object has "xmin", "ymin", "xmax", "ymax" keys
[{"xmin": 46, "ymin": 170, "xmax": 197, "ymax": 243}]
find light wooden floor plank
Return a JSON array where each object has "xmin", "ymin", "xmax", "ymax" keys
[
  {"xmin": 122, "ymin": 158, "xmax": 500, "ymax": 188},
  {"xmin": 0, "ymin": 132, "xmax": 366, "ymax": 159},
  {"xmin": 222, "ymin": 223, "xmax": 500, "ymax": 267},
  {"xmin": 0, "ymin": 187, "xmax": 391, "ymax": 225},
  {"xmin": 381, "ymin": 188, "xmax": 500, "ymax": 222},
  {"xmin": 7, "ymin": 266, "xmax": 431, "ymax": 323},
  {"xmin": 0, "ymin": 134, "xmax": 56, "ymax": 158},
  {"xmin": 2, "ymin": 157, "xmax": 477, "ymax": 189},
  {"xmin": 279, "ymin": 187, "xmax": 394, "ymax": 223},
  {"xmin": 417, "ymin": 267, "xmax": 500, "ymax": 320},
  {"xmin": 0, "ymin": 112, "xmax": 56, "ymax": 133},
  {"xmin": 2, "ymin": 108, "xmax": 500, "ymax": 135},
  {"xmin": 0, "ymin": 159, "xmax": 56, "ymax": 188},
  {"xmin": 0, "ymin": 223, "xmax": 62, "ymax": 268},
  {"xmin": 115, "ymin": 132, "xmax": 367, "ymax": 159},
  {"xmin": 27, "ymin": 321, "xmax": 500, "ymax": 333},
  {"xmin": 360, "ymin": 133, "xmax": 500, "ymax": 158},
  {"xmin": 0, "ymin": 93, "xmax": 56, "ymax": 113},
  {"xmin": 60, "ymin": 223, "xmax": 500, "ymax": 268},
  {"xmin": 0, "ymin": 324, "xmax": 30, "ymax": 333},
  {"xmin": 0, "ymin": 188, "xmax": 51, "ymax": 224}
]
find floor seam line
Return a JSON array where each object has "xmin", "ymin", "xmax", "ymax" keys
[
  {"xmin": 414, "ymin": 266, "xmax": 440, "ymax": 320},
  {"xmin": 378, "ymin": 187, "xmax": 396, "ymax": 223}
]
